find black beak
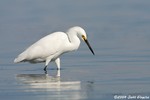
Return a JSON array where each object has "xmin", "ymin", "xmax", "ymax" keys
[{"xmin": 84, "ymin": 39, "xmax": 95, "ymax": 55}]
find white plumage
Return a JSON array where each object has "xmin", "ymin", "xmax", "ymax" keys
[{"xmin": 14, "ymin": 26, "xmax": 94, "ymax": 72}]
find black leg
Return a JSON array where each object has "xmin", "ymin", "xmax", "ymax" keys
[
  {"xmin": 44, "ymin": 66, "xmax": 47, "ymax": 72},
  {"xmin": 44, "ymin": 66, "xmax": 47, "ymax": 74}
]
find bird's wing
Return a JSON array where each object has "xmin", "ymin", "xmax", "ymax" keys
[{"xmin": 17, "ymin": 32, "xmax": 69, "ymax": 61}]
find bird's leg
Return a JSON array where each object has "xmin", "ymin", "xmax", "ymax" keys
[
  {"xmin": 44, "ymin": 58, "xmax": 51, "ymax": 73},
  {"xmin": 44, "ymin": 69, "xmax": 47, "ymax": 74},
  {"xmin": 44, "ymin": 66, "xmax": 47, "ymax": 72},
  {"xmin": 55, "ymin": 58, "xmax": 60, "ymax": 70}
]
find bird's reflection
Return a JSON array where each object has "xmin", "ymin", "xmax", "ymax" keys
[{"xmin": 16, "ymin": 70, "xmax": 81, "ymax": 91}]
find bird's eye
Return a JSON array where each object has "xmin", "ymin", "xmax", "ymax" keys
[{"xmin": 82, "ymin": 35, "xmax": 86, "ymax": 40}]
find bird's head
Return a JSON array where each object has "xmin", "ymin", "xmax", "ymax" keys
[{"xmin": 72, "ymin": 26, "xmax": 95, "ymax": 55}]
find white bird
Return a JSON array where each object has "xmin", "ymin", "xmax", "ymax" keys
[{"xmin": 14, "ymin": 26, "xmax": 95, "ymax": 73}]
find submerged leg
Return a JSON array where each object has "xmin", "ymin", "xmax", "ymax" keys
[
  {"xmin": 44, "ymin": 66, "xmax": 47, "ymax": 74},
  {"xmin": 55, "ymin": 58, "xmax": 60, "ymax": 70},
  {"xmin": 43, "ymin": 58, "xmax": 51, "ymax": 72},
  {"xmin": 44, "ymin": 66, "xmax": 47, "ymax": 71}
]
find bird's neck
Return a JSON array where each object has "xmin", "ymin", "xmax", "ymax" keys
[{"xmin": 67, "ymin": 31, "xmax": 80, "ymax": 51}]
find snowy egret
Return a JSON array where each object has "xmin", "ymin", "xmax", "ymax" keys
[{"xmin": 14, "ymin": 26, "xmax": 95, "ymax": 72}]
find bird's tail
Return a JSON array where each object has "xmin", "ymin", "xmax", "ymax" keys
[{"xmin": 14, "ymin": 55, "xmax": 25, "ymax": 63}]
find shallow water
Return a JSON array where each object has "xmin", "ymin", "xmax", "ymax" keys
[{"xmin": 1, "ymin": 0, "xmax": 150, "ymax": 100}]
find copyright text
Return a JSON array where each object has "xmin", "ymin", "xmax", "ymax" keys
[{"xmin": 114, "ymin": 95, "xmax": 149, "ymax": 100}]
